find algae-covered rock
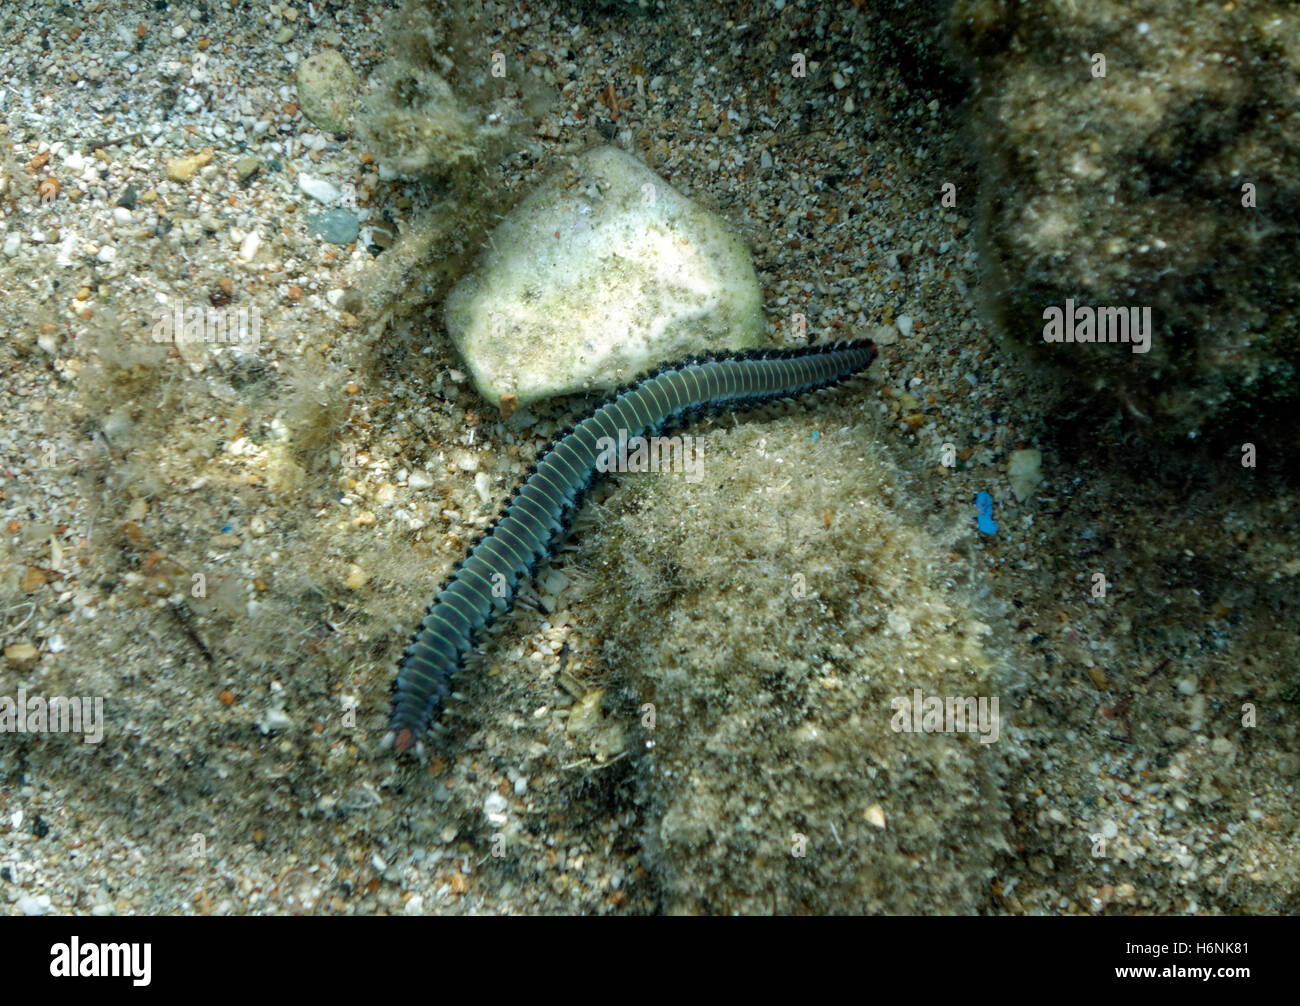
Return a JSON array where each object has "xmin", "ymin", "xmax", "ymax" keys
[
  {"xmin": 356, "ymin": 0, "xmax": 552, "ymax": 182},
  {"xmin": 953, "ymin": 0, "xmax": 1300, "ymax": 440},
  {"xmin": 445, "ymin": 146, "xmax": 765, "ymax": 409},
  {"xmin": 588, "ymin": 409, "xmax": 1010, "ymax": 913},
  {"xmin": 296, "ymin": 50, "xmax": 360, "ymax": 134}
]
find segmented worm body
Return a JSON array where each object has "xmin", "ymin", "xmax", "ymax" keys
[{"xmin": 388, "ymin": 338, "xmax": 877, "ymax": 751}]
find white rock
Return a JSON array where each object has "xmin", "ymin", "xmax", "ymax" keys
[
  {"xmin": 19, "ymin": 894, "xmax": 53, "ymax": 916},
  {"xmin": 2, "ymin": 232, "xmax": 20, "ymax": 258},
  {"xmin": 113, "ymin": 207, "xmax": 133, "ymax": 226},
  {"xmin": 259, "ymin": 707, "xmax": 292, "ymax": 733},
  {"xmin": 408, "ymin": 469, "xmax": 434, "ymax": 490},
  {"xmin": 239, "ymin": 231, "xmax": 261, "ymax": 261},
  {"xmin": 298, "ymin": 173, "xmax": 340, "ymax": 204},
  {"xmin": 484, "ymin": 792, "xmax": 508, "ymax": 824},
  {"xmin": 1008, "ymin": 449, "xmax": 1043, "ymax": 502},
  {"xmin": 445, "ymin": 146, "xmax": 764, "ymax": 407},
  {"xmin": 896, "ymin": 314, "xmax": 913, "ymax": 337}
]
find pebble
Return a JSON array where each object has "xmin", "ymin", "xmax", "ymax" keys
[
  {"xmin": 113, "ymin": 207, "xmax": 133, "ymax": 226},
  {"xmin": 864, "ymin": 804, "xmax": 887, "ymax": 829},
  {"xmin": 295, "ymin": 50, "xmax": 360, "ymax": 134},
  {"xmin": 238, "ymin": 231, "xmax": 261, "ymax": 262},
  {"xmin": 408, "ymin": 469, "xmax": 434, "ymax": 490},
  {"xmin": 4, "ymin": 641, "xmax": 39, "ymax": 665},
  {"xmin": 18, "ymin": 894, "xmax": 53, "ymax": 916},
  {"xmin": 259, "ymin": 707, "xmax": 292, "ymax": 734},
  {"xmin": 344, "ymin": 564, "xmax": 369, "ymax": 590},
  {"xmin": 896, "ymin": 315, "xmax": 914, "ymax": 337},
  {"xmin": 306, "ymin": 208, "xmax": 360, "ymax": 245},
  {"xmin": 2, "ymin": 232, "xmax": 20, "ymax": 258},
  {"xmin": 1008, "ymin": 448, "xmax": 1043, "ymax": 502},
  {"xmin": 165, "ymin": 148, "xmax": 214, "ymax": 183},
  {"xmin": 298, "ymin": 173, "xmax": 341, "ymax": 204}
]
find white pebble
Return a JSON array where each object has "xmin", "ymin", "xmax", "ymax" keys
[
  {"xmin": 2, "ymin": 232, "xmax": 21, "ymax": 258},
  {"xmin": 19, "ymin": 894, "xmax": 53, "ymax": 916},
  {"xmin": 408, "ymin": 469, "xmax": 434, "ymax": 490},
  {"xmin": 1101, "ymin": 819, "xmax": 1118, "ymax": 840},
  {"xmin": 113, "ymin": 207, "xmax": 133, "ymax": 227},
  {"xmin": 896, "ymin": 315, "xmax": 913, "ymax": 337},
  {"xmin": 96, "ymin": 245, "xmax": 116, "ymax": 263},
  {"xmin": 259, "ymin": 707, "xmax": 292, "ymax": 733},
  {"xmin": 239, "ymin": 231, "xmax": 261, "ymax": 261},
  {"xmin": 298, "ymin": 173, "xmax": 341, "ymax": 204}
]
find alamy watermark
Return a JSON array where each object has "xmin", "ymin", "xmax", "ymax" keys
[
  {"xmin": 0, "ymin": 688, "xmax": 104, "ymax": 743},
  {"xmin": 1042, "ymin": 298, "xmax": 1151, "ymax": 354},
  {"xmin": 890, "ymin": 687, "xmax": 999, "ymax": 744},
  {"xmin": 151, "ymin": 296, "xmax": 261, "ymax": 350},
  {"xmin": 595, "ymin": 430, "xmax": 703, "ymax": 483}
]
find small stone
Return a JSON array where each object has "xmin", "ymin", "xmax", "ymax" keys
[
  {"xmin": 408, "ymin": 469, "xmax": 434, "ymax": 490},
  {"xmin": 235, "ymin": 156, "xmax": 261, "ymax": 183},
  {"xmin": 306, "ymin": 208, "xmax": 359, "ymax": 245},
  {"xmin": 1008, "ymin": 448, "xmax": 1043, "ymax": 502},
  {"xmin": 2, "ymin": 232, "xmax": 21, "ymax": 257},
  {"xmin": 18, "ymin": 894, "xmax": 53, "ymax": 916},
  {"xmin": 344, "ymin": 564, "xmax": 369, "ymax": 590},
  {"xmin": 896, "ymin": 315, "xmax": 914, "ymax": 337},
  {"xmin": 238, "ymin": 231, "xmax": 261, "ymax": 262},
  {"xmin": 864, "ymin": 804, "xmax": 887, "ymax": 829},
  {"xmin": 567, "ymin": 689, "xmax": 605, "ymax": 736},
  {"xmin": 295, "ymin": 50, "xmax": 360, "ymax": 134},
  {"xmin": 113, "ymin": 206, "xmax": 132, "ymax": 226},
  {"xmin": 259, "ymin": 707, "xmax": 292, "ymax": 733},
  {"xmin": 4, "ymin": 641, "xmax": 39, "ymax": 665},
  {"xmin": 165, "ymin": 147, "xmax": 214, "ymax": 183},
  {"xmin": 116, "ymin": 185, "xmax": 138, "ymax": 209},
  {"xmin": 484, "ymin": 792, "xmax": 508, "ymax": 818},
  {"xmin": 1100, "ymin": 819, "xmax": 1118, "ymax": 840},
  {"xmin": 298, "ymin": 173, "xmax": 340, "ymax": 204}
]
